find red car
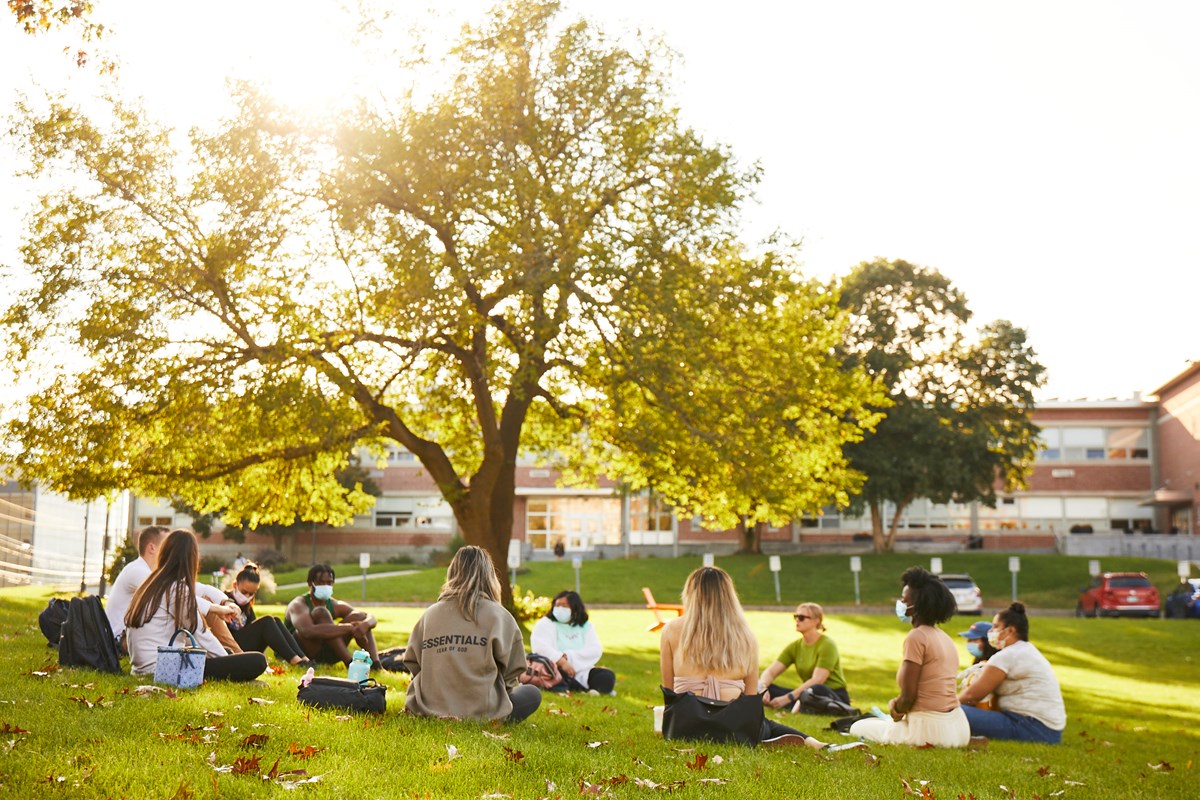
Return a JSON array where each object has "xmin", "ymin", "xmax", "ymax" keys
[{"xmin": 1076, "ymin": 572, "xmax": 1161, "ymax": 618}]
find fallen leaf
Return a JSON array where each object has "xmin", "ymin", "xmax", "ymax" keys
[
  {"xmin": 230, "ymin": 755, "xmax": 262, "ymax": 775},
  {"xmin": 287, "ymin": 742, "xmax": 325, "ymax": 760},
  {"xmin": 631, "ymin": 756, "xmax": 652, "ymax": 770},
  {"xmin": 248, "ymin": 697, "xmax": 274, "ymax": 706},
  {"xmin": 607, "ymin": 775, "xmax": 628, "ymax": 785},
  {"xmin": 546, "ymin": 707, "xmax": 572, "ymax": 717},
  {"xmin": 710, "ymin": 755, "xmax": 724, "ymax": 765},
  {"xmin": 578, "ymin": 780, "xmax": 606, "ymax": 796},
  {"xmin": 685, "ymin": 753, "xmax": 708, "ymax": 771},
  {"xmin": 481, "ymin": 793, "xmax": 511, "ymax": 799},
  {"xmin": 333, "ymin": 715, "xmax": 353, "ymax": 722},
  {"xmin": 203, "ymin": 710, "xmax": 224, "ymax": 719},
  {"xmin": 1037, "ymin": 766, "xmax": 1053, "ymax": 777},
  {"xmin": 275, "ymin": 774, "xmax": 322, "ymax": 788},
  {"xmin": 545, "ymin": 779, "xmax": 557, "ymax": 793},
  {"xmin": 240, "ymin": 734, "xmax": 270, "ymax": 749},
  {"xmin": 169, "ymin": 781, "xmax": 195, "ymax": 799},
  {"xmin": 998, "ymin": 785, "xmax": 1015, "ymax": 800},
  {"xmin": 501, "ymin": 745, "xmax": 524, "ymax": 764},
  {"xmin": 0, "ymin": 723, "xmax": 29, "ymax": 735},
  {"xmin": 482, "ymin": 730, "xmax": 511, "ymax": 740},
  {"xmin": 1149, "ymin": 761, "xmax": 1174, "ymax": 772},
  {"xmin": 697, "ymin": 778, "xmax": 728, "ymax": 785},
  {"xmin": 1062, "ymin": 781, "xmax": 1086, "ymax": 787},
  {"xmin": 600, "ymin": 705, "xmax": 618, "ymax": 716},
  {"xmin": 446, "ymin": 744, "xmax": 460, "ymax": 760},
  {"xmin": 133, "ymin": 685, "xmax": 167, "ymax": 696},
  {"xmin": 267, "ymin": 665, "xmax": 287, "ymax": 676},
  {"xmin": 632, "ymin": 778, "xmax": 659, "ymax": 789},
  {"xmin": 586, "ymin": 741, "xmax": 608, "ymax": 749}
]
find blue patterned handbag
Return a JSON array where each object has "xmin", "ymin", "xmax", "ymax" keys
[{"xmin": 154, "ymin": 629, "xmax": 206, "ymax": 688}]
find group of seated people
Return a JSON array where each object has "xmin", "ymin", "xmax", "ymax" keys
[
  {"xmin": 659, "ymin": 564, "xmax": 1065, "ymax": 748},
  {"xmin": 105, "ymin": 526, "xmax": 381, "ymax": 683},
  {"xmin": 102, "ymin": 528, "xmax": 1064, "ymax": 748}
]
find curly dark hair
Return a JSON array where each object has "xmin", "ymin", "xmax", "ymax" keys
[
  {"xmin": 995, "ymin": 602, "xmax": 1030, "ymax": 641},
  {"xmin": 900, "ymin": 566, "xmax": 957, "ymax": 625}
]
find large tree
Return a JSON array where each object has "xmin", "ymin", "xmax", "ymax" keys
[
  {"xmin": 3, "ymin": 0, "xmax": 876, "ymax": 598},
  {"xmin": 835, "ymin": 259, "xmax": 1045, "ymax": 553}
]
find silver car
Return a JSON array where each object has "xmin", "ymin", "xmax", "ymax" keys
[{"xmin": 941, "ymin": 573, "xmax": 983, "ymax": 615}]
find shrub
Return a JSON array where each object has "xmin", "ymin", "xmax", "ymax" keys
[
  {"xmin": 198, "ymin": 554, "xmax": 226, "ymax": 575},
  {"xmin": 386, "ymin": 553, "xmax": 414, "ymax": 565},
  {"xmin": 253, "ymin": 549, "xmax": 291, "ymax": 571},
  {"xmin": 510, "ymin": 585, "xmax": 551, "ymax": 623}
]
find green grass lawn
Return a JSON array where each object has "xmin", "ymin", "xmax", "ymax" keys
[
  {"xmin": 300, "ymin": 552, "xmax": 1190, "ymax": 610},
  {"xmin": 2, "ymin": 582, "xmax": 1198, "ymax": 799}
]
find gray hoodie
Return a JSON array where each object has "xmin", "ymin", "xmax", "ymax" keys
[{"xmin": 402, "ymin": 598, "xmax": 527, "ymax": 720}]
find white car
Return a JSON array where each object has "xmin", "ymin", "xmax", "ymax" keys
[{"xmin": 941, "ymin": 573, "xmax": 983, "ymax": 615}]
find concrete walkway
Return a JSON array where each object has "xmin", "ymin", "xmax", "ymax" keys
[{"xmin": 274, "ymin": 569, "xmax": 421, "ymax": 591}]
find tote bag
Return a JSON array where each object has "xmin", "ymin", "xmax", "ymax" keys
[
  {"xmin": 661, "ymin": 686, "xmax": 764, "ymax": 747},
  {"xmin": 154, "ymin": 629, "xmax": 207, "ymax": 689}
]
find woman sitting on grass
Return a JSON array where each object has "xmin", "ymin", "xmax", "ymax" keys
[
  {"xmin": 660, "ymin": 566, "xmax": 829, "ymax": 749},
  {"xmin": 758, "ymin": 602, "xmax": 853, "ymax": 714},
  {"xmin": 402, "ymin": 546, "xmax": 541, "ymax": 723},
  {"xmin": 223, "ymin": 563, "xmax": 312, "ymax": 667},
  {"xmin": 957, "ymin": 603, "xmax": 1066, "ymax": 743},
  {"xmin": 849, "ymin": 566, "xmax": 969, "ymax": 747},
  {"xmin": 530, "ymin": 590, "xmax": 616, "ymax": 695},
  {"xmin": 125, "ymin": 529, "xmax": 267, "ymax": 682}
]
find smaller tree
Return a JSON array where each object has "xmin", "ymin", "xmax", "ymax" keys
[{"xmin": 836, "ymin": 259, "xmax": 1045, "ymax": 552}]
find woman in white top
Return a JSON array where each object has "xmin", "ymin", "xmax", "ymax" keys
[
  {"xmin": 957, "ymin": 602, "xmax": 1066, "ymax": 743},
  {"xmin": 530, "ymin": 591, "xmax": 615, "ymax": 694},
  {"xmin": 660, "ymin": 566, "xmax": 828, "ymax": 749},
  {"xmin": 125, "ymin": 529, "xmax": 267, "ymax": 682}
]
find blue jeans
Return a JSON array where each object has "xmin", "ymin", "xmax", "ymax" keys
[{"xmin": 961, "ymin": 705, "xmax": 1062, "ymax": 743}]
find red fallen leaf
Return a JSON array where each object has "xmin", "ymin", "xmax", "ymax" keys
[
  {"xmin": 600, "ymin": 706, "xmax": 618, "ymax": 716},
  {"xmin": 607, "ymin": 775, "xmax": 628, "ymax": 785},
  {"xmin": 240, "ymin": 734, "xmax": 270, "ymax": 749},
  {"xmin": 685, "ymin": 753, "xmax": 708, "ymax": 771},
  {"xmin": 0, "ymin": 723, "xmax": 29, "ymax": 735},
  {"xmin": 230, "ymin": 755, "xmax": 262, "ymax": 775},
  {"xmin": 502, "ymin": 745, "xmax": 525, "ymax": 764},
  {"xmin": 267, "ymin": 665, "xmax": 287, "ymax": 676},
  {"xmin": 578, "ymin": 780, "xmax": 606, "ymax": 795},
  {"xmin": 164, "ymin": 688, "xmax": 178, "ymax": 700},
  {"xmin": 955, "ymin": 794, "xmax": 978, "ymax": 800},
  {"xmin": 68, "ymin": 696, "xmax": 94, "ymax": 709},
  {"xmin": 1149, "ymin": 761, "xmax": 1174, "ymax": 772},
  {"xmin": 170, "ymin": 781, "xmax": 195, "ymax": 800},
  {"xmin": 1037, "ymin": 766, "xmax": 1053, "ymax": 777},
  {"xmin": 287, "ymin": 741, "xmax": 325, "ymax": 760},
  {"xmin": 265, "ymin": 758, "xmax": 280, "ymax": 780}
]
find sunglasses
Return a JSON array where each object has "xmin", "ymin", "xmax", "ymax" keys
[{"xmin": 792, "ymin": 614, "xmax": 812, "ymax": 621}]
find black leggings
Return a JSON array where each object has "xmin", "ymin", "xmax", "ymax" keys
[
  {"xmin": 232, "ymin": 617, "xmax": 306, "ymax": 662},
  {"xmin": 762, "ymin": 719, "xmax": 812, "ymax": 740},
  {"xmin": 557, "ymin": 667, "xmax": 616, "ymax": 695},
  {"xmin": 204, "ymin": 652, "xmax": 267, "ymax": 682},
  {"xmin": 767, "ymin": 682, "xmax": 851, "ymax": 705}
]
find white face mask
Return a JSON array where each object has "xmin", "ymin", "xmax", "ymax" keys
[
  {"xmin": 312, "ymin": 584, "xmax": 334, "ymax": 602},
  {"xmin": 551, "ymin": 606, "xmax": 572, "ymax": 624},
  {"xmin": 232, "ymin": 589, "xmax": 254, "ymax": 605}
]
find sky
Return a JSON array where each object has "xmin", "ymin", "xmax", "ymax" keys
[{"xmin": 2, "ymin": 0, "xmax": 1198, "ymax": 402}]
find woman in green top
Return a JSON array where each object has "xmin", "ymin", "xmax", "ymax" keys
[{"xmin": 758, "ymin": 602, "xmax": 852, "ymax": 712}]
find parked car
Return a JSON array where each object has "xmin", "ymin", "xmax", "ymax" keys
[
  {"xmin": 940, "ymin": 573, "xmax": 982, "ymax": 615},
  {"xmin": 1163, "ymin": 578, "xmax": 1200, "ymax": 619},
  {"xmin": 1076, "ymin": 572, "xmax": 1160, "ymax": 618}
]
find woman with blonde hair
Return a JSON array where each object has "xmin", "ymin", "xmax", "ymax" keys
[
  {"xmin": 758, "ymin": 602, "xmax": 854, "ymax": 714},
  {"xmin": 125, "ymin": 529, "xmax": 267, "ymax": 682},
  {"xmin": 660, "ymin": 566, "xmax": 829, "ymax": 749},
  {"xmin": 402, "ymin": 546, "xmax": 541, "ymax": 722}
]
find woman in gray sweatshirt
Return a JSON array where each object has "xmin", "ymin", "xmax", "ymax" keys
[{"xmin": 403, "ymin": 546, "xmax": 541, "ymax": 722}]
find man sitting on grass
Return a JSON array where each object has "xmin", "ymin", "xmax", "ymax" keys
[{"xmin": 285, "ymin": 564, "xmax": 381, "ymax": 668}]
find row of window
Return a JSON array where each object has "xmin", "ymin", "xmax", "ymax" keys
[{"xmin": 1037, "ymin": 426, "xmax": 1150, "ymax": 461}]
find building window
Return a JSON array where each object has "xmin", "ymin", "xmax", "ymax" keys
[
  {"xmin": 1037, "ymin": 425, "xmax": 1150, "ymax": 462},
  {"xmin": 136, "ymin": 516, "xmax": 173, "ymax": 527}
]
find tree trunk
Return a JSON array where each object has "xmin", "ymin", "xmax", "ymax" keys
[{"xmin": 870, "ymin": 501, "xmax": 888, "ymax": 553}]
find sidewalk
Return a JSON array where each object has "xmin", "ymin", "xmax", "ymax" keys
[{"xmin": 274, "ymin": 569, "xmax": 420, "ymax": 591}]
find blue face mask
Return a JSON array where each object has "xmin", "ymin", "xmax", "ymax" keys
[
  {"xmin": 312, "ymin": 584, "xmax": 334, "ymax": 602},
  {"xmin": 894, "ymin": 599, "xmax": 912, "ymax": 624},
  {"xmin": 966, "ymin": 641, "xmax": 984, "ymax": 659},
  {"xmin": 551, "ymin": 606, "xmax": 572, "ymax": 624}
]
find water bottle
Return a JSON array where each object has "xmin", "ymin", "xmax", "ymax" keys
[{"xmin": 347, "ymin": 650, "xmax": 371, "ymax": 683}]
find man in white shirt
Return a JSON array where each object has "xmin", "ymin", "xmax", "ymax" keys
[
  {"xmin": 106, "ymin": 525, "xmax": 238, "ymax": 655},
  {"xmin": 106, "ymin": 526, "xmax": 168, "ymax": 648}
]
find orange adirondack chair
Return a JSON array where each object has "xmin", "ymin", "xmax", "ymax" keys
[{"xmin": 642, "ymin": 587, "xmax": 685, "ymax": 632}]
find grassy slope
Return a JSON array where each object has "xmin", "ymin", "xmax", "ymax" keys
[
  {"xmin": 325, "ymin": 553, "xmax": 1188, "ymax": 609},
  {"xmin": 2, "ymin": 583, "xmax": 1198, "ymax": 799}
]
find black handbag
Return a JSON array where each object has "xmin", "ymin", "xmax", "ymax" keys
[
  {"xmin": 661, "ymin": 686, "xmax": 764, "ymax": 746},
  {"xmin": 297, "ymin": 676, "xmax": 387, "ymax": 714}
]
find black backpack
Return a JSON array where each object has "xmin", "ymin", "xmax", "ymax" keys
[
  {"xmin": 38, "ymin": 598, "xmax": 71, "ymax": 646},
  {"xmin": 58, "ymin": 596, "xmax": 122, "ymax": 673}
]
